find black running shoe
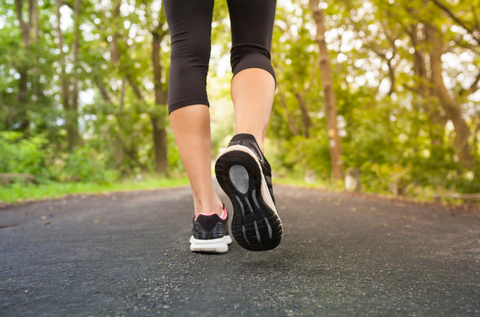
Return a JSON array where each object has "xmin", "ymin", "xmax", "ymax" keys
[
  {"xmin": 190, "ymin": 204, "xmax": 233, "ymax": 253},
  {"xmin": 215, "ymin": 133, "xmax": 283, "ymax": 251}
]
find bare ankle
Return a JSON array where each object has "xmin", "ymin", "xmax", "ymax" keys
[{"xmin": 193, "ymin": 195, "xmax": 223, "ymax": 217}]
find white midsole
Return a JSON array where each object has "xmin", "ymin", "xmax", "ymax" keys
[
  {"xmin": 189, "ymin": 235, "xmax": 232, "ymax": 245},
  {"xmin": 189, "ymin": 235, "xmax": 231, "ymax": 253},
  {"xmin": 218, "ymin": 145, "xmax": 280, "ymax": 221}
]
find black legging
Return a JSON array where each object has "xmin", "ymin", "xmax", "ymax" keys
[{"xmin": 164, "ymin": 0, "xmax": 277, "ymax": 114}]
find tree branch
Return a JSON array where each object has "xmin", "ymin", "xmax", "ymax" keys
[
  {"xmin": 431, "ymin": 0, "xmax": 480, "ymax": 45},
  {"xmin": 119, "ymin": 76, "xmax": 126, "ymax": 111},
  {"xmin": 93, "ymin": 73, "xmax": 112, "ymax": 103},
  {"xmin": 466, "ymin": 69, "xmax": 480, "ymax": 96},
  {"xmin": 15, "ymin": 0, "xmax": 31, "ymax": 46},
  {"xmin": 402, "ymin": 83, "xmax": 422, "ymax": 95},
  {"xmin": 115, "ymin": 136, "xmax": 149, "ymax": 172},
  {"xmin": 452, "ymin": 37, "xmax": 479, "ymax": 52},
  {"xmin": 126, "ymin": 73, "xmax": 145, "ymax": 102},
  {"xmin": 15, "ymin": 0, "xmax": 26, "ymax": 31},
  {"xmin": 473, "ymin": 4, "xmax": 480, "ymax": 30}
]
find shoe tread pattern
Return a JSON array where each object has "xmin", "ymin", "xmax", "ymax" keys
[{"xmin": 215, "ymin": 150, "xmax": 282, "ymax": 251}]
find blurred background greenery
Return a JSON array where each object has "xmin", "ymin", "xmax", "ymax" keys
[{"xmin": 0, "ymin": 0, "xmax": 479, "ymax": 203}]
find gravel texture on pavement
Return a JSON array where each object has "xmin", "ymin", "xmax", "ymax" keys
[{"xmin": 1, "ymin": 184, "xmax": 480, "ymax": 316}]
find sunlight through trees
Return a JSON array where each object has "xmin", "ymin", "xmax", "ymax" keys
[{"xmin": 1, "ymin": 0, "xmax": 479, "ymax": 196}]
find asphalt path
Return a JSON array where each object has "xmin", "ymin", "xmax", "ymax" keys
[{"xmin": 1, "ymin": 183, "xmax": 480, "ymax": 316}]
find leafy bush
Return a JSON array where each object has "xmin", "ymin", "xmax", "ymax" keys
[
  {"xmin": 0, "ymin": 132, "xmax": 113, "ymax": 184},
  {"xmin": 61, "ymin": 146, "xmax": 108, "ymax": 183},
  {"xmin": 0, "ymin": 132, "xmax": 52, "ymax": 181}
]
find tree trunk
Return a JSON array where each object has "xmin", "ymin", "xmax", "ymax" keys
[
  {"xmin": 93, "ymin": 74, "xmax": 112, "ymax": 103},
  {"xmin": 309, "ymin": 0, "xmax": 344, "ymax": 180},
  {"xmin": 151, "ymin": 24, "xmax": 169, "ymax": 175},
  {"xmin": 272, "ymin": 59, "xmax": 299, "ymax": 136},
  {"xmin": 386, "ymin": 57, "xmax": 395, "ymax": 96},
  {"xmin": 109, "ymin": 0, "xmax": 121, "ymax": 64},
  {"xmin": 55, "ymin": 0, "xmax": 73, "ymax": 149},
  {"xmin": 405, "ymin": 24, "xmax": 446, "ymax": 150},
  {"xmin": 294, "ymin": 91, "xmax": 311, "ymax": 138},
  {"xmin": 31, "ymin": 0, "xmax": 41, "ymax": 99},
  {"xmin": 14, "ymin": 0, "xmax": 31, "ymax": 132},
  {"xmin": 71, "ymin": 0, "xmax": 81, "ymax": 148},
  {"xmin": 425, "ymin": 23, "xmax": 474, "ymax": 169},
  {"xmin": 120, "ymin": 76, "xmax": 126, "ymax": 111},
  {"xmin": 31, "ymin": 0, "xmax": 38, "ymax": 42},
  {"xmin": 276, "ymin": 84, "xmax": 299, "ymax": 136},
  {"xmin": 150, "ymin": 115, "xmax": 168, "ymax": 174},
  {"xmin": 473, "ymin": 117, "xmax": 480, "ymax": 162}
]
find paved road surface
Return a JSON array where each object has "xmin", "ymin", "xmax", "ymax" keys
[{"xmin": 1, "ymin": 184, "xmax": 480, "ymax": 316}]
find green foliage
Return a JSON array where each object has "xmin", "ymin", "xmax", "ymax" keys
[
  {"xmin": 62, "ymin": 146, "xmax": 107, "ymax": 183},
  {"xmin": 0, "ymin": 132, "xmax": 51, "ymax": 180},
  {"xmin": 0, "ymin": 177, "xmax": 189, "ymax": 204},
  {"xmin": 280, "ymin": 135, "xmax": 331, "ymax": 179},
  {"xmin": 1, "ymin": 0, "xmax": 479, "ymax": 203},
  {"xmin": 166, "ymin": 127, "xmax": 184, "ymax": 175},
  {"xmin": 266, "ymin": 0, "xmax": 480, "ymax": 198},
  {"xmin": 0, "ymin": 132, "xmax": 116, "ymax": 183}
]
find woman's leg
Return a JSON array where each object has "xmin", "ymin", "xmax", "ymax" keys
[
  {"xmin": 227, "ymin": 0, "xmax": 277, "ymax": 152},
  {"xmin": 164, "ymin": 0, "xmax": 222, "ymax": 217},
  {"xmin": 231, "ymin": 69, "xmax": 275, "ymax": 154},
  {"xmin": 170, "ymin": 106, "xmax": 222, "ymax": 217}
]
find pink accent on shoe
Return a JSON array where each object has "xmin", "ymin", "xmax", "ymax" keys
[
  {"xmin": 194, "ymin": 207, "xmax": 227, "ymax": 221},
  {"xmin": 220, "ymin": 206, "xmax": 227, "ymax": 220}
]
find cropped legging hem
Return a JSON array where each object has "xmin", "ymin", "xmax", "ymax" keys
[
  {"xmin": 231, "ymin": 54, "xmax": 277, "ymax": 88},
  {"xmin": 168, "ymin": 98, "xmax": 210, "ymax": 114}
]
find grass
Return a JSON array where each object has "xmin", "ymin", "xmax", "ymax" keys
[{"xmin": 0, "ymin": 177, "xmax": 190, "ymax": 204}]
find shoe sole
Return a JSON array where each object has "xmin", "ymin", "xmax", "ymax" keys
[
  {"xmin": 215, "ymin": 146, "xmax": 282, "ymax": 251},
  {"xmin": 189, "ymin": 235, "xmax": 232, "ymax": 254}
]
